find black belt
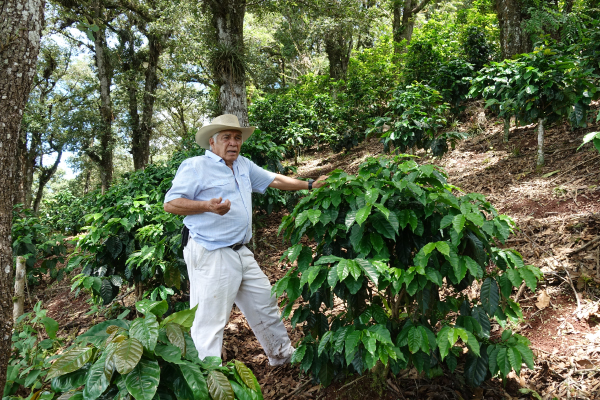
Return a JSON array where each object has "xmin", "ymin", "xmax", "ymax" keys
[{"xmin": 229, "ymin": 243, "xmax": 244, "ymax": 251}]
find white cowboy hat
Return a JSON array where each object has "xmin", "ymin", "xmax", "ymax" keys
[{"xmin": 195, "ymin": 114, "xmax": 255, "ymax": 149}]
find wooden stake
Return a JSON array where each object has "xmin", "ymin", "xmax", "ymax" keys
[{"xmin": 13, "ymin": 256, "xmax": 26, "ymax": 323}]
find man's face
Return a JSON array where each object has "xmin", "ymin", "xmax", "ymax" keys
[{"xmin": 210, "ymin": 130, "xmax": 243, "ymax": 165}]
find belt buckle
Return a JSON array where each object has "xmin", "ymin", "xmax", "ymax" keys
[{"xmin": 231, "ymin": 243, "xmax": 243, "ymax": 251}]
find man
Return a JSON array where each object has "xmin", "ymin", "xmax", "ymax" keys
[{"xmin": 164, "ymin": 114, "xmax": 327, "ymax": 366}]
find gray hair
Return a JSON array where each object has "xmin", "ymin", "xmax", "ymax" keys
[{"xmin": 209, "ymin": 132, "xmax": 220, "ymax": 151}]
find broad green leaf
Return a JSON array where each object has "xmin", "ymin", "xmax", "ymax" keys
[
  {"xmin": 40, "ymin": 317, "xmax": 59, "ymax": 339},
  {"xmin": 437, "ymin": 327, "xmax": 451, "ymax": 360},
  {"xmin": 345, "ymin": 210, "xmax": 357, "ymax": 229},
  {"xmin": 179, "ymin": 362, "xmax": 209, "ymax": 400},
  {"xmin": 365, "ymin": 188, "xmax": 380, "ymax": 204},
  {"xmin": 422, "ymin": 242, "xmax": 436, "ymax": 255},
  {"xmin": 464, "ymin": 256, "xmax": 483, "ymax": 279},
  {"xmin": 315, "ymin": 255, "xmax": 342, "ymax": 265},
  {"xmin": 166, "ymin": 323, "xmax": 186, "ymax": 355},
  {"xmin": 115, "ymin": 338, "xmax": 143, "ymax": 374},
  {"xmin": 318, "ymin": 361, "xmax": 334, "ymax": 387},
  {"xmin": 161, "ymin": 305, "xmax": 197, "ymax": 328},
  {"xmin": 47, "ymin": 347, "xmax": 94, "ymax": 380},
  {"xmin": 464, "ymin": 346, "xmax": 489, "ymax": 387},
  {"xmin": 515, "ymin": 343, "xmax": 534, "ymax": 369},
  {"xmin": 466, "ymin": 213, "xmax": 485, "ymax": 227},
  {"xmin": 76, "ymin": 320, "xmax": 129, "ymax": 346},
  {"xmin": 481, "ymin": 278, "xmax": 500, "ymax": 316},
  {"xmin": 465, "ymin": 331, "xmax": 480, "ymax": 357},
  {"xmin": 82, "ymin": 350, "xmax": 112, "ymax": 400},
  {"xmin": 440, "ymin": 214, "xmax": 454, "ymax": 229},
  {"xmin": 519, "ymin": 268, "xmax": 537, "ymax": 291},
  {"xmin": 291, "ymin": 345, "xmax": 306, "ymax": 364},
  {"xmin": 435, "ymin": 242, "xmax": 450, "ymax": 256},
  {"xmin": 472, "ymin": 306, "xmax": 490, "ymax": 339},
  {"xmin": 337, "ymin": 259, "xmax": 350, "ymax": 281},
  {"xmin": 125, "ymin": 358, "xmax": 160, "ymax": 400},
  {"xmin": 307, "ymin": 209, "xmax": 321, "ymax": 225},
  {"xmin": 407, "ymin": 326, "xmax": 422, "ymax": 354},
  {"xmin": 496, "ymin": 348, "xmax": 511, "ymax": 379},
  {"xmin": 371, "ymin": 212, "xmax": 396, "ymax": 239},
  {"xmin": 367, "ymin": 325, "xmax": 393, "ymax": 344},
  {"xmin": 506, "ymin": 268, "xmax": 522, "ymax": 288},
  {"xmin": 508, "ymin": 346, "xmax": 522, "ymax": 376},
  {"xmin": 327, "ymin": 267, "xmax": 339, "ymax": 288},
  {"xmin": 370, "ymin": 233, "xmax": 384, "ymax": 254},
  {"xmin": 207, "ymin": 370, "xmax": 234, "ymax": 400},
  {"xmin": 129, "ymin": 314, "xmax": 159, "ymax": 351},
  {"xmin": 355, "ymin": 205, "xmax": 372, "ymax": 226},
  {"xmin": 452, "ymin": 215, "xmax": 466, "ymax": 233},
  {"xmin": 318, "ymin": 331, "xmax": 333, "ymax": 356},
  {"xmin": 135, "ymin": 300, "xmax": 168, "ymax": 317},
  {"xmin": 355, "ymin": 258, "xmax": 379, "ymax": 286},
  {"xmin": 362, "ymin": 335, "xmax": 377, "ymax": 355},
  {"xmin": 154, "ymin": 344, "xmax": 182, "ymax": 363},
  {"xmin": 425, "ymin": 268, "xmax": 442, "ymax": 286}
]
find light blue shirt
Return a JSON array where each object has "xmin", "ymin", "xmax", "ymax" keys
[{"xmin": 164, "ymin": 150, "xmax": 276, "ymax": 250}]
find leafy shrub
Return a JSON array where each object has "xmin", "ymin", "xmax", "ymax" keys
[
  {"xmin": 461, "ymin": 26, "xmax": 494, "ymax": 71},
  {"xmin": 4, "ymin": 303, "xmax": 61, "ymax": 398},
  {"xmin": 7, "ymin": 300, "xmax": 261, "ymax": 400},
  {"xmin": 70, "ymin": 152, "xmax": 199, "ymax": 305},
  {"xmin": 372, "ymin": 83, "xmax": 462, "ymax": 156},
  {"xmin": 40, "ymin": 190, "xmax": 87, "ymax": 235},
  {"xmin": 12, "ymin": 207, "xmax": 68, "ymax": 284},
  {"xmin": 431, "ymin": 59, "xmax": 475, "ymax": 115},
  {"xmin": 275, "ymin": 156, "xmax": 540, "ymax": 387},
  {"xmin": 403, "ymin": 40, "xmax": 442, "ymax": 85}
]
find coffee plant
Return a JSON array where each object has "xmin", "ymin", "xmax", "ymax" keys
[
  {"xmin": 274, "ymin": 155, "xmax": 541, "ymax": 387},
  {"xmin": 7, "ymin": 300, "xmax": 261, "ymax": 400},
  {"xmin": 4, "ymin": 302, "xmax": 61, "ymax": 399},
  {"xmin": 431, "ymin": 59, "xmax": 475, "ymax": 115},
  {"xmin": 372, "ymin": 83, "xmax": 464, "ymax": 156},
  {"xmin": 12, "ymin": 207, "xmax": 68, "ymax": 284}
]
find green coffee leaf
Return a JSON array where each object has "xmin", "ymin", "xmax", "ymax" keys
[
  {"xmin": 452, "ymin": 214, "xmax": 466, "ymax": 233},
  {"xmin": 129, "ymin": 314, "xmax": 159, "ymax": 351},
  {"xmin": 355, "ymin": 205, "xmax": 372, "ymax": 226},
  {"xmin": 125, "ymin": 358, "xmax": 160, "ymax": 400},
  {"xmin": 407, "ymin": 326, "xmax": 423, "ymax": 354},
  {"xmin": 161, "ymin": 305, "xmax": 198, "ymax": 328},
  {"xmin": 179, "ymin": 362, "xmax": 209, "ymax": 399},
  {"xmin": 166, "ymin": 323, "xmax": 186, "ymax": 355},
  {"xmin": 207, "ymin": 370, "xmax": 234, "ymax": 400},
  {"xmin": 115, "ymin": 338, "xmax": 143, "ymax": 374},
  {"xmin": 481, "ymin": 278, "xmax": 499, "ymax": 316},
  {"xmin": 508, "ymin": 346, "xmax": 522, "ymax": 376},
  {"xmin": 47, "ymin": 347, "xmax": 94, "ymax": 380}
]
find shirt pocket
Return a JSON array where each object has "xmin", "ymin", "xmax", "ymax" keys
[{"xmin": 202, "ymin": 179, "xmax": 230, "ymax": 199}]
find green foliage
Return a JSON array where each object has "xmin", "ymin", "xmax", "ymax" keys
[
  {"xmin": 4, "ymin": 303, "xmax": 62, "ymax": 398},
  {"xmin": 579, "ymin": 131, "xmax": 600, "ymax": 152},
  {"xmin": 372, "ymin": 83, "xmax": 463, "ymax": 156},
  {"xmin": 431, "ymin": 59, "xmax": 475, "ymax": 114},
  {"xmin": 12, "ymin": 207, "xmax": 68, "ymax": 284},
  {"xmin": 40, "ymin": 191, "xmax": 87, "ymax": 235},
  {"xmin": 403, "ymin": 40, "xmax": 442, "ymax": 85},
  {"xmin": 275, "ymin": 155, "xmax": 540, "ymax": 386},
  {"xmin": 471, "ymin": 44, "xmax": 599, "ymax": 129},
  {"xmin": 461, "ymin": 26, "xmax": 494, "ymax": 71},
  {"xmin": 6, "ymin": 301, "xmax": 262, "ymax": 400}
]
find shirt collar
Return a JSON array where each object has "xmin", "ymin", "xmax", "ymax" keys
[{"xmin": 205, "ymin": 150, "xmax": 239, "ymax": 168}]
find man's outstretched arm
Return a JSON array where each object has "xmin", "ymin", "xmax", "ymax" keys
[
  {"xmin": 268, "ymin": 174, "xmax": 328, "ymax": 191},
  {"xmin": 164, "ymin": 197, "xmax": 231, "ymax": 216}
]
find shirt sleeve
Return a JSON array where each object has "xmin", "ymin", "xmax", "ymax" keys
[
  {"xmin": 164, "ymin": 159, "xmax": 202, "ymax": 203},
  {"xmin": 247, "ymin": 159, "xmax": 276, "ymax": 194}
]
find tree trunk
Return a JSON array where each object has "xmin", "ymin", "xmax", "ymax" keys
[
  {"xmin": 325, "ymin": 30, "xmax": 353, "ymax": 80},
  {"xmin": 32, "ymin": 149, "xmax": 62, "ymax": 212},
  {"xmin": 207, "ymin": 0, "xmax": 249, "ymax": 126},
  {"xmin": 134, "ymin": 34, "xmax": 163, "ymax": 170},
  {"xmin": 494, "ymin": 0, "xmax": 531, "ymax": 59},
  {"xmin": 0, "ymin": 0, "xmax": 44, "ymax": 390},
  {"xmin": 13, "ymin": 257, "xmax": 26, "ymax": 323},
  {"xmin": 503, "ymin": 117, "xmax": 510, "ymax": 142},
  {"xmin": 537, "ymin": 118, "xmax": 545, "ymax": 169},
  {"xmin": 93, "ymin": 1, "xmax": 114, "ymax": 193},
  {"xmin": 392, "ymin": 0, "xmax": 431, "ymax": 53}
]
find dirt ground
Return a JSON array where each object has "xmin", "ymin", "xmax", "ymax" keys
[{"xmin": 28, "ymin": 105, "xmax": 600, "ymax": 399}]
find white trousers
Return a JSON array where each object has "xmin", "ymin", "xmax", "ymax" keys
[{"xmin": 184, "ymin": 238, "xmax": 294, "ymax": 366}]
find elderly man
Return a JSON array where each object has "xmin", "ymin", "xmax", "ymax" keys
[{"xmin": 164, "ymin": 114, "xmax": 326, "ymax": 366}]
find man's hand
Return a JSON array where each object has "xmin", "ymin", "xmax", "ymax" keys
[
  {"xmin": 208, "ymin": 197, "xmax": 231, "ymax": 215},
  {"xmin": 313, "ymin": 175, "xmax": 328, "ymax": 189}
]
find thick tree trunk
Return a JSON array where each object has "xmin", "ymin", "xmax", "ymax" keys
[
  {"xmin": 537, "ymin": 118, "xmax": 545, "ymax": 169},
  {"xmin": 207, "ymin": 0, "xmax": 249, "ymax": 126},
  {"xmin": 134, "ymin": 34, "xmax": 163, "ymax": 170},
  {"xmin": 93, "ymin": 2, "xmax": 114, "ymax": 192},
  {"xmin": 392, "ymin": 0, "xmax": 431, "ymax": 53},
  {"xmin": 495, "ymin": 0, "xmax": 531, "ymax": 59},
  {"xmin": 0, "ymin": 0, "xmax": 44, "ymax": 390},
  {"xmin": 325, "ymin": 30, "xmax": 353, "ymax": 80}
]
